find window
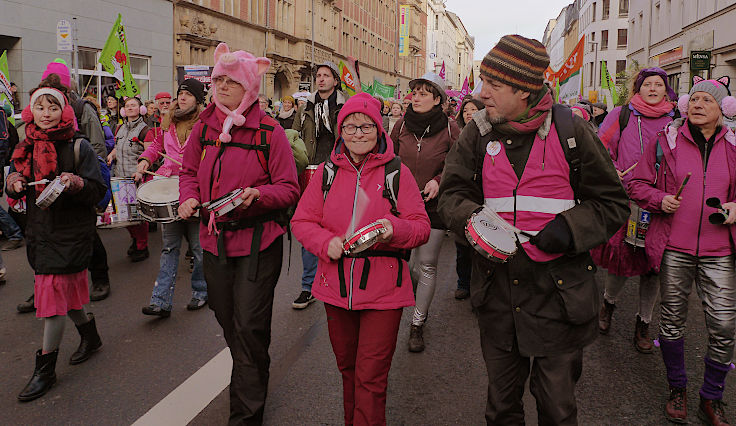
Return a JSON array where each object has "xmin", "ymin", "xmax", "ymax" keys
[
  {"xmin": 601, "ymin": 30, "xmax": 608, "ymax": 50},
  {"xmin": 617, "ymin": 29, "xmax": 627, "ymax": 48},
  {"xmin": 616, "ymin": 60, "xmax": 626, "ymax": 75},
  {"xmin": 588, "ymin": 62, "xmax": 594, "ymax": 86},
  {"xmin": 619, "ymin": 0, "xmax": 629, "ymax": 16},
  {"xmin": 592, "ymin": 2, "xmax": 597, "ymax": 21},
  {"xmin": 590, "ymin": 32, "xmax": 596, "ymax": 52},
  {"xmin": 602, "ymin": 0, "xmax": 610, "ymax": 19},
  {"xmin": 76, "ymin": 48, "xmax": 150, "ymax": 102}
]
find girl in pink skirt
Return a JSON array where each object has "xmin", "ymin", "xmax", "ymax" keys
[{"xmin": 6, "ymin": 68, "xmax": 108, "ymax": 402}]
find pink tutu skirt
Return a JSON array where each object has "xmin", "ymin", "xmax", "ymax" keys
[
  {"xmin": 590, "ymin": 224, "xmax": 651, "ymax": 277},
  {"xmin": 35, "ymin": 271, "xmax": 89, "ymax": 318}
]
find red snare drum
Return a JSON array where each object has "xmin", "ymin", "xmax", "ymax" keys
[
  {"xmin": 465, "ymin": 211, "xmax": 517, "ymax": 262},
  {"xmin": 343, "ymin": 221, "xmax": 386, "ymax": 255},
  {"xmin": 299, "ymin": 165, "xmax": 319, "ymax": 193}
]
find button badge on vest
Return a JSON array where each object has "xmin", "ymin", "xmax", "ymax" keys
[{"xmin": 487, "ymin": 141, "xmax": 501, "ymax": 165}]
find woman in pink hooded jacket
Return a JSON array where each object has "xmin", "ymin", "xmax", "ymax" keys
[
  {"xmin": 628, "ymin": 76, "xmax": 736, "ymax": 425},
  {"xmin": 177, "ymin": 43, "xmax": 300, "ymax": 425},
  {"xmin": 291, "ymin": 92, "xmax": 430, "ymax": 425}
]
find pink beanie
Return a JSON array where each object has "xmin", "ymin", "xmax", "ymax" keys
[
  {"xmin": 337, "ymin": 92, "xmax": 385, "ymax": 137},
  {"xmin": 571, "ymin": 105, "xmax": 590, "ymax": 122},
  {"xmin": 42, "ymin": 61, "xmax": 71, "ymax": 88},
  {"xmin": 210, "ymin": 43, "xmax": 271, "ymax": 142}
]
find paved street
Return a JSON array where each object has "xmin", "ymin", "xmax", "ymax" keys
[{"xmin": 0, "ymin": 227, "xmax": 734, "ymax": 425}]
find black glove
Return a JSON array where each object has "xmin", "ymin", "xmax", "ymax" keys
[{"xmin": 529, "ymin": 215, "xmax": 573, "ymax": 254}]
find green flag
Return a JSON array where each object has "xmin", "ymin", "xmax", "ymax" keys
[
  {"xmin": 600, "ymin": 61, "xmax": 619, "ymax": 106},
  {"xmin": 361, "ymin": 82, "xmax": 374, "ymax": 96},
  {"xmin": 372, "ymin": 78, "xmax": 394, "ymax": 99},
  {"xmin": 99, "ymin": 14, "xmax": 139, "ymax": 98},
  {"xmin": 0, "ymin": 51, "xmax": 14, "ymax": 124}
]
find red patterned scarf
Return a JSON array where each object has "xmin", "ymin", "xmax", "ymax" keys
[
  {"xmin": 493, "ymin": 89, "xmax": 555, "ymax": 135},
  {"xmin": 13, "ymin": 115, "xmax": 75, "ymax": 195}
]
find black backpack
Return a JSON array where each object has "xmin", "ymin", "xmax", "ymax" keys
[{"xmin": 321, "ymin": 156, "xmax": 402, "ymax": 216}]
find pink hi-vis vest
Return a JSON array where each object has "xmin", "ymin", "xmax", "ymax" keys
[{"xmin": 482, "ymin": 124, "xmax": 575, "ymax": 262}]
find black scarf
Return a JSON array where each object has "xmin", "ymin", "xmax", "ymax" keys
[{"xmin": 403, "ymin": 105, "xmax": 448, "ymax": 138}]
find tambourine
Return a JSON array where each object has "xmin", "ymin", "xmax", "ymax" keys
[
  {"xmin": 343, "ymin": 221, "xmax": 386, "ymax": 255},
  {"xmin": 201, "ymin": 188, "xmax": 245, "ymax": 218},
  {"xmin": 35, "ymin": 177, "xmax": 67, "ymax": 209},
  {"xmin": 465, "ymin": 208, "xmax": 518, "ymax": 263}
]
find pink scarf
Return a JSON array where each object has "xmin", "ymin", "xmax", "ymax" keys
[
  {"xmin": 629, "ymin": 93, "xmax": 675, "ymax": 118},
  {"xmin": 494, "ymin": 90, "xmax": 555, "ymax": 135}
]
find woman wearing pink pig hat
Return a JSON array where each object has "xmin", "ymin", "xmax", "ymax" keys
[
  {"xmin": 177, "ymin": 43, "xmax": 300, "ymax": 424},
  {"xmin": 291, "ymin": 92, "xmax": 430, "ymax": 425}
]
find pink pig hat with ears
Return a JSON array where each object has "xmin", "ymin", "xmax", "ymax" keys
[
  {"xmin": 210, "ymin": 42, "xmax": 271, "ymax": 142},
  {"xmin": 678, "ymin": 75, "xmax": 736, "ymax": 118}
]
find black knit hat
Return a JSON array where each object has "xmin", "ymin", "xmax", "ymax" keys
[
  {"xmin": 178, "ymin": 78, "xmax": 206, "ymax": 104},
  {"xmin": 480, "ymin": 34, "xmax": 550, "ymax": 93}
]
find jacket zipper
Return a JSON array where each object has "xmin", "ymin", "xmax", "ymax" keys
[
  {"xmin": 347, "ymin": 160, "xmax": 366, "ymax": 310},
  {"xmin": 695, "ymin": 139, "xmax": 710, "ymax": 256}
]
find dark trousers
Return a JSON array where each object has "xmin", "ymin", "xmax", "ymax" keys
[
  {"xmin": 455, "ymin": 242, "xmax": 472, "ymax": 291},
  {"xmin": 479, "ymin": 334, "xmax": 583, "ymax": 425},
  {"xmin": 89, "ymin": 231, "xmax": 109, "ymax": 285},
  {"xmin": 203, "ymin": 237, "xmax": 283, "ymax": 426},
  {"xmin": 325, "ymin": 304, "xmax": 402, "ymax": 426}
]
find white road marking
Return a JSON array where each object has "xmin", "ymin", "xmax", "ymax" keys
[{"xmin": 132, "ymin": 347, "xmax": 232, "ymax": 426}]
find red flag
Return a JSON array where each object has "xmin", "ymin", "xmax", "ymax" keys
[
  {"xmin": 439, "ymin": 61, "xmax": 446, "ymax": 80},
  {"xmin": 469, "ymin": 68, "xmax": 475, "ymax": 91},
  {"xmin": 456, "ymin": 77, "xmax": 470, "ymax": 112}
]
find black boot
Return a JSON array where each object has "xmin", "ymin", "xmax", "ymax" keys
[
  {"xmin": 89, "ymin": 282, "xmax": 110, "ymax": 301},
  {"xmin": 69, "ymin": 314, "xmax": 102, "ymax": 365},
  {"xmin": 127, "ymin": 239, "xmax": 137, "ymax": 256},
  {"xmin": 17, "ymin": 294, "xmax": 36, "ymax": 314},
  {"xmin": 18, "ymin": 349, "xmax": 58, "ymax": 402}
]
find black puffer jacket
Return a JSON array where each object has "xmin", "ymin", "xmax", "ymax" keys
[{"xmin": 8, "ymin": 135, "xmax": 106, "ymax": 274}]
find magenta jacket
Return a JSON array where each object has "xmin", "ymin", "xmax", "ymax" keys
[
  {"xmin": 291, "ymin": 134, "xmax": 430, "ymax": 310},
  {"xmin": 598, "ymin": 104, "xmax": 673, "ymax": 188},
  {"xmin": 140, "ymin": 124, "xmax": 185, "ymax": 176},
  {"xmin": 628, "ymin": 119, "xmax": 736, "ymax": 272},
  {"xmin": 179, "ymin": 103, "xmax": 300, "ymax": 256}
]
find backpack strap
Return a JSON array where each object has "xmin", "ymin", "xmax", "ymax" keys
[
  {"xmin": 199, "ymin": 118, "xmax": 277, "ymax": 174},
  {"xmin": 383, "ymin": 156, "xmax": 401, "ymax": 216},
  {"xmin": 551, "ymin": 104, "xmax": 581, "ymax": 201},
  {"xmin": 73, "ymin": 138, "xmax": 82, "ymax": 171},
  {"xmin": 618, "ymin": 104, "xmax": 631, "ymax": 136},
  {"xmin": 322, "ymin": 159, "xmax": 338, "ymax": 201}
]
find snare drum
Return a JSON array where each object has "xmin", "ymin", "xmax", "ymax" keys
[
  {"xmin": 298, "ymin": 165, "xmax": 319, "ymax": 193},
  {"xmin": 465, "ymin": 210, "xmax": 518, "ymax": 262},
  {"xmin": 624, "ymin": 201, "xmax": 650, "ymax": 248},
  {"xmin": 97, "ymin": 177, "xmax": 142, "ymax": 228},
  {"xmin": 137, "ymin": 177, "xmax": 180, "ymax": 223},
  {"xmin": 343, "ymin": 221, "xmax": 386, "ymax": 255},
  {"xmin": 35, "ymin": 177, "xmax": 66, "ymax": 209},
  {"xmin": 203, "ymin": 189, "xmax": 245, "ymax": 218}
]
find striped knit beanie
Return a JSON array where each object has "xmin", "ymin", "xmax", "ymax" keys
[{"xmin": 480, "ymin": 35, "xmax": 550, "ymax": 93}]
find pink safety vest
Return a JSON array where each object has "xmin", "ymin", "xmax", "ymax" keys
[{"xmin": 482, "ymin": 124, "xmax": 575, "ymax": 262}]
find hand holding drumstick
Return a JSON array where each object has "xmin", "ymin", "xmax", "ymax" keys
[{"xmin": 661, "ymin": 172, "xmax": 691, "ymax": 214}]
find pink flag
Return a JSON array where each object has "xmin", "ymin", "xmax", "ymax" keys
[
  {"xmin": 456, "ymin": 77, "xmax": 469, "ymax": 112},
  {"xmin": 439, "ymin": 61, "xmax": 446, "ymax": 80}
]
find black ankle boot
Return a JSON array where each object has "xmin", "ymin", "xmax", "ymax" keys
[
  {"xmin": 18, "ymin": 349, "xmax": 58, "ymax": 402},
  {"xmin": 70, "ymin": 314, "xmax": 102, "ymax": 365}
]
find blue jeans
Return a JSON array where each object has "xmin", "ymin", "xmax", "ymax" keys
[
  {"xmin": 150, "ymin": 220, "xmax": 207, "ymax": 310},
  {"xmin": 455, "ymin": 242, "xmax": 471, "ymax": 292},
  {"xmin": 0, "ymin": 206, "xmax": 22, "ymax": 240},
  {"xmin": 301, "ymin": 246, "xmax": 318, "ymax": 292}
]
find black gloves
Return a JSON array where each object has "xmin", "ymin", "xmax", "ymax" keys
[{"xmin": 529, "ymin": 215, "xmax": 573, "ymax": 254}]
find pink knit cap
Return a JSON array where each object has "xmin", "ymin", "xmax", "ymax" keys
[
  {"xmin": 42, "ymin": 61, "xmax": 71, "ymax": 88},
  {"xmin": 337, "ymin": 92, "xmax": 385, "ymax": 137}
]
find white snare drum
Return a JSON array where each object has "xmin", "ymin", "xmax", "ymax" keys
[
  {"xmin": 202, "ymin": 188, "xmax": 245, "ymax": 218},
  {"xmin": 625, "ymin": 201, "xmax": 650, "ymax": 248},
  {"xmin": 137, "ymin": 177, "xmax": 180, "ymax": 223},
  {"xmin": 343, "ymin": 221, "xmax": 386, "ymax": 255},
  {"xmin": 35, "ymin": 177, "xmax": 66, "ymax": 209},
  {"xmin": 465, "ymin": 209, "xmax": 518, "ymax": 263},
  {"xmin": 97, "ymin": 177, "xmax": 142, "ymax": 228}
]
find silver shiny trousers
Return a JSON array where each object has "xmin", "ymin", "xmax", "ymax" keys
[
  {"xmin": 410, "ymin": 229, "xmax": 446, "ymax": 326},
  {"xmin": 659, "ymin": 250, "xmax": 736, "ymax": 365}
]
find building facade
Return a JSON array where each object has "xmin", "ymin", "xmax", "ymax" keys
[
  {"xmin": 425, "ymin": 0, "xmax": 473, "ymax": 90},
  {"xmin": 0, "ymin": 0, "xmax": 174, "ymax": 107},
  {"xmin": 544, "ymin": 6, "xmax": 568, "ymax": 71},
  {"xmin": 398, "ymin": 0, "xmax": 427, "ymax": 93},
  {"xmin": 627, "ymin": 0, "xmax": 736, "ymax": 96}
]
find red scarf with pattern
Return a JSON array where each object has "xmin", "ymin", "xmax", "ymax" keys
[{"xmin": 13, "ymin": 115, "xmax": 75, "ymax": 195}]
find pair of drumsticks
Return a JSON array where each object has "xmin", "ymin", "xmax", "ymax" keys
[
  {"xmin": 140, "ymin": 152, "xmax": 183, "ymax": 178},
  {"xmin": 619, "ymin": 163, "xmax": 690, "ymax": 198}
]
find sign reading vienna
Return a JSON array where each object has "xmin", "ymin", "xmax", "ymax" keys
[{"xmin": 690, "ymin": 51, "xmax": 711, "ymax": 71}]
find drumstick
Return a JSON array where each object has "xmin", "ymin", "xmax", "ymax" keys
[
  {"xmin": 143, "ymin": 169, "xmax": 166, "ymax": 178},
  {"xmin": 675, "ymin": 172, "xmax": 692, "ymax": 199},
  {"xmin": 158, "ymin": 151, "xmax": 183, "ymax": 166},
  {"xmin": 621, "ymin": 162, "xmax": 638, "ymax": 177}
]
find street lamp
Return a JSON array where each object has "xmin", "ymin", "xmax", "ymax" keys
[{"xmin": 588, "ymin": 40, "xmax": 599, "ymax": 99}]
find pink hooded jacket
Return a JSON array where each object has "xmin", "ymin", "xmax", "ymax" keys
[
  {"xmin": 628, "ymin": 118, "xmax": 736, "ymax": 272},
  {"xmin": 179, "ymin": 102, "xmax": 300, "ymax": 256},
  {"xmin": 291, "ymin": 135, "xmax": 430, "ymax": 310},
  {"xmin": 140, "ymin": 124, "xmax": 185, "ymax": 177}
]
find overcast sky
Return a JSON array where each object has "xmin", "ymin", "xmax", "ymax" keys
[{"xmin": 445, "ymin": 0, "xmax": 573, "ymax": 60}]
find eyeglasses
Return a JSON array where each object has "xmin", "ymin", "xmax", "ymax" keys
[
  {"xmin": 342, "ymin": 124, "xmax": 376, "ymax": 135},
  {"xmin": 212, "ymin": 76, "xmax": 242, "ymax": 88}
]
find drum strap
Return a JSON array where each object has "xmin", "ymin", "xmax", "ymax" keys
[
  {"xmin": 337, "ymin": 250, "xmax": 410, "ymax": 297},
  {"xmin": 207, "ymin": 214, "xmax": 273, "ymax": 279}
]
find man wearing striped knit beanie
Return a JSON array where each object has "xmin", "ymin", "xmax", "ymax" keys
[{"xmin": 438, "ymin": 35, "xmax": 628, "ymax": 424}]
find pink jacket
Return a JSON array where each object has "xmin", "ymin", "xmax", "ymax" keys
[
  {"xmin": 628, "ymin": 119, "xmax": 736, "ymax": 272},
  {"xmin": 179, "ymin": 103, "xmax": 300, "ymax": 256},
  {"xmin": 291, "ymin": 135, "xmax": 430, "ymax": 310},
  {"xmin": 140, "ymin": 124, "xmax": 185, "ymax": 176}
]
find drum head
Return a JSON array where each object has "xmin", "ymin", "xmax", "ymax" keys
[
  {"xmin": 471, "ymin": 215, "xmax": 517, "ymax": 255},
  {"xmin": 137, "ymin": 177, "xmax": 180, "ymax": 203}
]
